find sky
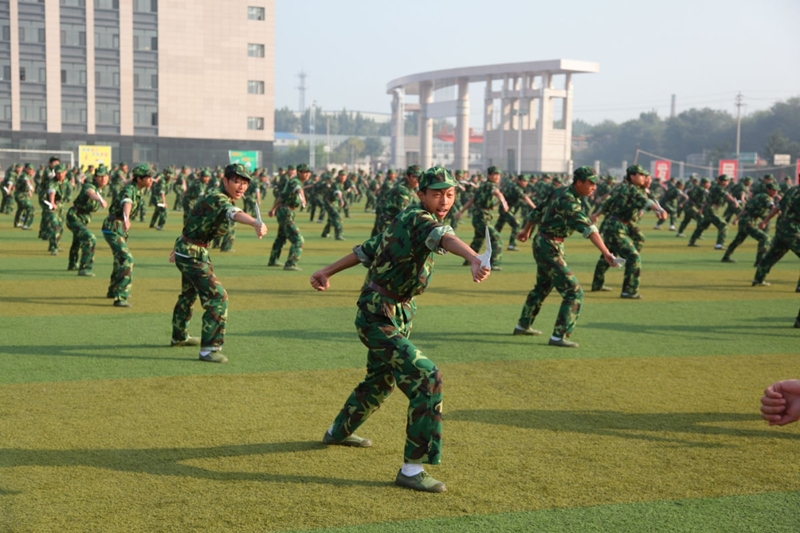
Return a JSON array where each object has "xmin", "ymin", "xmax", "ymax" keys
[{"xmin": 274, "ymin": 0, "xmax": 800, "ymax": 130}]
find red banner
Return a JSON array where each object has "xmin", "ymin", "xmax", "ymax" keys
[
  {"xmin": 718, "ymin": 160, "xmax": 738, "ymax": 180},
  {"xmin": 796, "ymin": 160, "xmax": 800, "ymax": 185},
  {"xmin": 653, "ymin": 160, "xmax": 671, "ymax": 181}
]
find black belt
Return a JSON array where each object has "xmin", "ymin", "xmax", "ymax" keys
[
  {"xmin": 181, "ymin": 234, "xmax": 208, "ymax": 248},
  {"xmin": 368, "ymin": 281, "xmax": 411, "ymax": 303},
  {"xmin": 538, "ymin": 232, "xmax": 564, "ymax": 243}
]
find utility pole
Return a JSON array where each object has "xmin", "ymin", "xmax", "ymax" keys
[
  {"xmin": 296, "ymin": 71, "xmax": 308, "ymax": 113},
  {"xmin": 735, "ymin": 92, "xmax": 744, "ymax": 178},
  {"xmin": 326, "ymin": 115, "xmax": 331, "ymax": 167},
  {"xmin": 309, "ymin": 100, "xmax": 316, "ymax": 169}
]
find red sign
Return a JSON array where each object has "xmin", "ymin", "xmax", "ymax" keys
[
  {"xmin": 718, "ymin": 160, "xmax": 738, "ymax": 180},
  {"xmin": 796, "ymin": 160, "xmax": 800, "ymax": 185},
  {"xmin": 653, "ymin": 160, "xmax": 671, "ymax": 181}
]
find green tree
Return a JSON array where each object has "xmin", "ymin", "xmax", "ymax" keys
[{"xmin": 275, "ymin": 107, "xmax": 301, "ymax": 133}]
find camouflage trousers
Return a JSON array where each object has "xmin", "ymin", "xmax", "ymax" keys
[
  {"xmin": 517, "ymin": 233, "xmax": 583, "ymax": 338},
  {"xmin": 655, "ymin": 203, "xmax": 677, "ymax": 227},
  {"xmin": 269, "ymin": 206, "xmax": 303, "ymax": 266},
  {"xmin": 495, "ymin": 209, "xmax": 520, "ymax": 247},
  {"xmin": 754, "ymin": 224, "xmax": 800, "ymax": 286},
  {"xmin": 592, "ymin": 220, "xmax": 641, "ymax": 294},
  {"xmin": 172, "ymin": 255, "xmax": 227, "ymax": 348},
  {"xmin": 1, "ymin": 190, "xmax": 12, "ymax": 213},
  {"xmin": 470, "ymin": 213, "xmax": 503, "ymax": 266},
  {"xmin": 149, "ymin": 205, "xmax": 168, "ymax": 228},
  {"xmin": 102, "ymin": 221, "xmax": 133, "ymax": 299},
  {"xmin": 212, "ymin": 224, "xmax": 236, "ymax": 252},
  {"xmin": 328, "ymin": 304, "xmax": 443, "ymax": 465},
  {"xmin": 41, "ymin": 207, "xmax": 64, "ymax": 253},
  {"xmin": 723, "ymin": 219, "xmax": 770, "ymax": 265},
  {"xmin": 66, "ymin": 208, "xmax": 96, "ymax": 271},
  {"xmin": 677, "ymin": 205, "xmax": 699, "ymax": 235},
  {"xmin": 689, "ymin": 211, "xmax": 727, "ymax": 245},
  {"xmin": 322, "ymin": 203, "xmax": 343, "ymax": 238},
  {"xmin": 13, "ymin": 197, "xmax": 34, "ymax": 228}
]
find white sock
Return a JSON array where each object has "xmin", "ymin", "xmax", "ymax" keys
[
  {"xmin": 401, "ymin": 463, "xmax": 424, "ymax": 477},
  {"xmin": 327, "ymin": 423, "xmax": 335, "ymax": 435},
  {"xmin": 550, "ymin": 336, "xmax": 562, "ymax": 342}
]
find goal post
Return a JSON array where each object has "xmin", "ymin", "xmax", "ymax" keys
[{"xmin": 0, "ymin": 149, "xmax": 75, "ymax": 172}]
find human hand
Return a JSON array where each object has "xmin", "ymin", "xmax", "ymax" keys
[
  {"xmin": 517, "ymin": 230, "xmax": 530, "ymax": 243},
  {"xmin": 470, "ymin": 256, "xmax": 490, "ymax": 283},
  {"xmin": 255, "ymin": 221, "xmax": 267, "ymax": 239},
  {"xmin": 168, "ymin": 249, "xmax": 176, "ymax": 264},
  {"xmin": 758, "ymin": 221, "xmax": 767, "ymax": 231},
  {"xmin": 761, "ymin": 380, "xmax": 800, "ymax": 426},
  {"xmin": 310, "ymin": 270, "xmax": 330, "ymax": 291},
  {"xmin": 268, "ymin": 209, "xmax": 276, "ymax": 218},
  {"xmin": 603, "ymin": 251, "xmax": 616, "ymax": 266}
]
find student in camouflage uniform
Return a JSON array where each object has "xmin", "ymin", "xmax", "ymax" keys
[
  {"xmin": 370, "ymin": 168, "xmax": 397, "ymax": 236},
  {"xmin": 182, "ymin": 169, "xmax": 210, "ymax": 224},
  {"xmin": 322, "ymin": 171, "xmax": 347, "ymax": 240},
  {"xmin": 311, "ymin": 166, "xmax": 490, "ymax": 493},
  {"xmin": 654, "ymin": 180, "xmax": 686, "ymax": 230},
  {"xmin": 101, "ymin": 164, "xmax": 153, "ymax": 308},
  {"xmin": 372, "ymin": 165, "xmax": 421, "ymax": 236},
  {"xmin": 590, "ymin": 165, "xmax": 668, "ymax": 298},
  {"xmin": 13, "ymin": 163, "xmax": 36, "ymax": 229},
  {"xmin": 268, "ymin": 163, "xmax": 309, "ymax": 270},
  {"xmin": 108, "ymin": 162, "xmax": 128, "ymax": 201},
  {"xmin": 677, "ymin": 177, "xmax": 709, "ymax": 236},
  {"xmin": 496, "ymin": 174, "xmax": 535, "ymax": 251},
  {"xmin": 149, "ymin": 168, "xmax": 172, "ymax": 230},
  {"xmin": 1, "ymin": 167, "xmax": 15, "ymax": 214},
  {"xmin": 688, "ymin": 174, "xmax": 739, "ymax": 249},
  {"xmin": 66, "ymin": 165, "xmax": 109, "ymax": 276},
  {"xmin": 721, "ymin": 181, "xmax": 778, "ymax": 265},
  {"xmin": 456, "ymin": 166, "xmax": 508, "ymax": 270},
  {"xmin": 172, "ymin": 167, "xmax": 188, "ymax": 211},
  {"xmin": 513, "ymin": 166, "xmax": 615, "ymax": 347},
  {"xmin": 41, "ymin": 164, "xmax": 69, "ymax": 255},
  {"xmin": 170, "ymin": 164, "xmax": 267, "ymax": 363},
  {"xmin": 723, "ymin": 176, "xmax": 751, "ymax": 222},
  {"xmin": 752, "ymin": 183, "xmax": 800, "ymax": 289}
]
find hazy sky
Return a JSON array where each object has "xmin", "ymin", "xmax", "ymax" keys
[{"xmin": 275, "ymin": 0, "xmax": 800, "ymax": 129}]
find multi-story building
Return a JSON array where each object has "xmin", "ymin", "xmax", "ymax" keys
[{"xmin": 0, "ymin": 0, "xmax": 274, "ymax": 167}]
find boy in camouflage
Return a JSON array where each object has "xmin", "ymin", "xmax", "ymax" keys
[
  {"xmin": 268, "ymin": 163, "xmax": 309, "ymax": 270},
  {"xmin": 310, "ymin": 166, "xmax": 490, "ymax": 493},
  {"xmin": 13, "ymin": 164, "xmax": 36, "ymax": 229},
  {"xmin": 456, "ymin": 165, "xmax": 509, "ymax": 270},
  {"xmin": 688, "ymin": 174, "xmax": 740, "ymax": 249},
  {"xmin": 101, "ymin": 164, "xmax": 153, "ymax": 307},
  {"xmin": 41, "ymin": 164, "xmax": 68, "ymax": 255},
  {"xmin": 513, "ymin": 166, "xmax": 616, "ymax": 347},
  {"xmin": 721, "ymin": 181, "xmax": 778, "ymax": 265},
  {"xmin": 170, "ymin": 164, "xmax": 267, "ymax": 363},
  {"xmin": 751, "ymin": 183, "xmax": 800, "ymax": 289},
  {"xmin": 66, "ymin": 165, "xmax": 109, "ymax": 276}
]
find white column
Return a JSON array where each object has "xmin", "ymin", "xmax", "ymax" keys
[
  {"xmin": 482, "ymin": 75, "xmax": 492, "ymax": 170},
  {"xmin": 536, "ymin": 72, "xmax": 553, "ymax": 172},
  {"xmin": 562, "ymin": 73, "xmax": 573, "ymax": 172},
  {"xmin": 86, "ymin": 0, "xmax": 96, "ymax": 134},
  {"xmin": 45, "ymin": 0, "xmax": 61, "ymax": 132},
  {"xmin": 390, "ymin": 88, "xmax": 405, "ymax": 169},
  {"xmin": 454, "ymin": 77, "xmax": 469, "ymax": 171},
  {"xmin": 419, "ymin": 81, "xmax": 433, "ymax": 169},
  {"xmin": 9, "ymin": 0, "xmax": 19, "ymax": 130},
  {"xmin": 119, "ymin": 0, "xmax": 134, "ymax": 136},
  {"xmin": 498, "ymin": 75, "xmax": 508, "ymax": 171}
]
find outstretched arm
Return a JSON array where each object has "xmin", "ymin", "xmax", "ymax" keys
[
  {"xmin": 310, "ymin": 252, "xmax": 361, "ymax": 291},
  {"xmin": 761, "ymin": 379, "xmax": 800, "ymax": 426},
  {"xmin": 441, "ymin": 233, "xmax": 490, "ymax": 283}
]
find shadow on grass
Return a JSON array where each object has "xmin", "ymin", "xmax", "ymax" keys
[
  {"xmin": 448, "ymin": 409, "xmax": 796, "ymax": 447},
  {"xmin": 233, "ymin": 328, "xmax": 525, "ymax": 347},
  {"xmin": 0, "ymin": 441, "xmax": 388, "ymax": 488},
  {"xmin": 0, "ymin": 487, "xmax": 21, "ymax": 496},
  {"xmin": 0, "ymin": 344, "xmax": 181, "ymax": 361},
  {"xmin": 0, "ymin": 296, "xmax": 112, "ymax": 308},
  {"xmin": 583, "ymin": 320, "xmax": 797, "ymax": 338}
]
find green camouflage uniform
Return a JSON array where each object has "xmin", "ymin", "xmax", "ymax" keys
[
  {"xmin": 677, "ymin": 184, "xmax": 707, "ymax": 235},
  {"xmin": 13, "ymin": 171, "xmax": 35, "ymax": 228},
  {"xmin": 754, "ymin": 186, "xmax": 800, "ymax": 288},
  {"xmin": 655, "ymin": 184, "xmax": 685, "ymax": 228},
  {"xmin": 469, "ymin": 180, "xmax": 503, "ymax": 266},
  {"xmin": 149, "ymin": 174, "xmax": 170, "ymax": 229},
  {"xmin": 1, "ymin": 172, "xmax": 15, "ymax": 214},
  {"xmin": 373, "ymin": 177, "xmax": 418, "ymax": 236},
  {"xmin": 722, "ymin": 192, "xmax": 775, "ymax": 265},
  {"xmin": 591, "ymin": 181, "xmax": 650, "ymax": 295},
  {"xmin": 322, "ymin": 179, "xmax": 345, "ymax": 239},
  {"xmin": 327, "ymin": 204, "xmax": 454, "ymax": 464},
  {"xmin": 102, "ymin": 183, "xmax": 144, "ymax": 301},
  {"xmin": 171, "ymin": 189, "xmax": 242, "ymax": 348},
  {"xmin": 517, "ymin": 184, "xmax": 599, "ymax": 337},
  {"xmin": 370, "ymin": 174, "xmax": 396, "ymax": 237},
  {"xmin": 41, "ymin": 175, "xmax": 67, "ymax": 253},
  {"xmin": 182, "ymin": 177, "xmax": 208, "ymax": 224},
  {"xmin": 495, "ymin": 180, "xmax": 527, "ymax": 248},
  {"xmin": 269, "ymin": 176, "xmax": 305, "ymax": 267},
  {"xmin": 66, "ymin": 181, "xmax": 105, "ymax": 272},
  {"xmin": 689, "ymin": 181, "xmax": 730, "ymax": 246}
]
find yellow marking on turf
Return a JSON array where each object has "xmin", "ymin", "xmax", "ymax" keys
[{"xmin": 1, "ymin": 354, "xmax": 798, "ymax": 532}]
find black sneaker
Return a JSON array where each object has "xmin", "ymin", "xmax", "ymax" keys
[
  {"xmin": 395, "ymin": 470, "xmax": 446, "ymax": 493},
  {"xmin": 721, "ymin": 257, "xmax": 735, "ymax": 263},
  {"xmin": 113, "ymin": 299, "xmax": 131, "ymax": 308},
  {"xmin": 322, "ymin": 431, "xmax": 372, "ymax": 447}
]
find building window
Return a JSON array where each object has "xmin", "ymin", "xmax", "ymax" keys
[
  {"xmin": 20, "ymin": 99, "xmax": 46, "ymax": 122},
  {"xmin": 20, "ymin": 60, "xmax": 46, "ymax": 83},
  {"xmin": 247, "ymin": 80, "xmax": 264, "ymax": 94},
  {"xmin": 135, "ymin": 104, "xmax": 158, "ymax": 127},
  {"xmin": 247, "ymin": 43, "xmax": 264, "ymax": 58},
  {"xmin": 0, "ymin": 98, "xmax": 11, "ymax": 120},
  {"xmin": 95, "ymin": 26, "xmax": 120, "ymax": 49},
  {"xmin": 96, "ymin": 64, "xmax": 120, "ymax": 87},
  {"xmin": 248, "ymin": 6, "xmax": 265, "ymax": 20},
  {"xmin": 95, "ymin": 0, "xmax": 119, "ymax": 9},
  {"xmin": 134, "ymin": 0, "xmax": 157, "ymax": 13},
  {"xmin": 133, "ymin": 29, "xmax": 157, "ymax": 51},
  {"xmin": 0, "ymin": 60, "xmax": 9, "ymax": 81},
  {"xmin": 61, "ymin": 24, "xmax": 87, "ymax": 47},
  {"xmin": 96, "ymin": 102, "xmax": 120, "ymax": 125},
  {"xmin": 19, "ymin": 20, "xmax": 46, "ymax": 44},
  {"xmin": 60, "ymin": 0, "xmax": 86, "ymax": 7},
  {"xmin": 1, "ymin": 22, "xmax": 10, "ymax": 42},
  {"xmin": 133, "ymin": 67, "xmax": 157, "ymax": 89},
  {"xmin": 247, "ymin": 117, "xmax": 264, "ymax": 130},
  {"xmin": 62, "ymin": 101, "xmax": 87, "ymax": 124},
  {"xmin": 61, "ymin": 62, "xmax": 87, "ymax": 85}
]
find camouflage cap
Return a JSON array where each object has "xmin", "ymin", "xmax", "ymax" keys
[
  {"xmin": 224, "ymin": 163, "xmax": 251, "ymax": 180},
  {"xmin": 162, "ymin": 168, "xmax": 174, "ymax": 176},
  {"xmin": 23, "ymin": 162, "xmax": 34, "ymax": 170},
  {"xmin": 605, "ymin": 175, "xmax": 616, "ymax": 182},
  {"xmin": 700, "ymin": 177, "xmax": 710, "ymax": 184},
  {"xmin": 95, "ymin": 165, "xmax": 110, "ymax": 176},
  {"xmin": 387, "ymin": 168, "xmax": 396, "ymax": 174},
  {"xmin": 49, "ymin": 156, "xmax": 61, "ymax": 163},
  {"xmin": 765, "ymin": 182, "xmax": 779, "ymax": 191},
  {"xmin": 717, "ymin": 174, "xmax": 730, "ymax": 181},
  {"xmin": 455, "ymin": 169, "xmax": 464, "ymax": 177},
  {"xmin": 418, "ymin": 166, "xmax": 458, "ymax": 190},
  {"xmin": 487, "ymin": 165, "xmax": 501, "ymax": 175},
  {"xmin": 296, "ymin": 163, "xmax": 310, "ymax": 173},
  {"xmin": 763, "ymin": 173, "xmax": 774, "ymax": 180},
  {"xmin": 199, "ymin": 169, "xmax": 211, "ymax": 178},
  {"xmin": 517, "ymin": 173, "xmax": 529, "ymax": 181},
  {"xmin": 626, "ymin": 164, "xmax": 647, "ymax": 176},
  {"xmin": 742, "ymin": 176, "xmax": 753, "ymax": 183},
  {"xmin": 552, "ymin": 176, "xmax": 563, "ymax": 184},
  {"xmin": 573, "ymin": 165, "xmax": 598, "ymax": 183},
  {"xmin": 287, "ymin": 165, "xmax": 295, "ymax": 171},
  {"xmin": 131, "ymin": 164, "xmax": 152, "ymax": 178},
  {"xmin": 54, "ymin": 163, "xmax": 68, "ymax": 173},
  {"xmin": 406, "ymin": 164, "xmax": 423, "ymax": 177}
]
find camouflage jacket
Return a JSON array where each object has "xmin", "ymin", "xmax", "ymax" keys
[
  {"xmin": 703, "ymin": 183, "xmax": 729, "ymax": 210},
  {"xmin": 354, "ymin": 205, "xmax": 455, "ymax": 309},
  {"xmin": 280, "ymin": 177, "xmax": 303, "ymax": 208},
  {"xmin": 184, "ymin": 179, "xmax": 208, "ymax": 205},
  {"xmin": 502, "ymin": 182, "xmax": 527, "ymax": 210},
  {"xmin": 151, "ymin": 177, "xmax": 170, "ymax": 201},
  {"xmin": 174, "ymin": 190, "xmax": 241, "ymax": 261},
  {"xmin": 686, "ymin": 186, "xmax": 707, "ymax": 208},
  {"xmin": 382, "ymin": 178, "xmax": 418, "ymax": 221},
  {"xmin": 776, "ymin": 186, "xmax": 800, "ymax": 229},
  {"xmin": 14, "ymin": 173, "xmax": 34, "ymax": 200},
  {"xmin": 106, "ymin": 183, "xmax": 143, "ymax": 221},
  {"xmin": 71, "ymin": 182, "xmax": 104, "ymax": 219},
  {"xmin": 533, "ymin": 185, "xmax": 597, "ymax": 240},
  {"xmin": 600, "ymin": 182, "xmax": 648, "ymax": 223},
  {"xmin": 472, "ymin": 181, "xmax": 499, "ymax": 211},
  {"xmin": 739, "ymin": 193, "xmax": 775, "ymax": 224}
]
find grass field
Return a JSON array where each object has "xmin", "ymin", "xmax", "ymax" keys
[{"xmin": 1, "ymin": 204, "xmax": 799, "ymax": 532}]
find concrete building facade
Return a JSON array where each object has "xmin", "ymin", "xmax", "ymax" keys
[
  {"xmin": 387, "ymin": 59, "xmax": 598, "ymax": 174},
  {"xmin": 0, "ymin": 0, "xmax": 274, "ymax": 167}
]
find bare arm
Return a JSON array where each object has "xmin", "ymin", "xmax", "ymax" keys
[
  {"xmin": 232, "ymin": 210, "xmax": 268, "ymax": 239},
  {"xmin": 310, "ymin": 252, "xmax": 361, "ymax": 291},
  {"xmin": 441, "ymin": 233, "xmax": 490, "ymax": 283},
  {"xmin": 588, "ymin": 231, "xmax": 615, "ymax": 265}
]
